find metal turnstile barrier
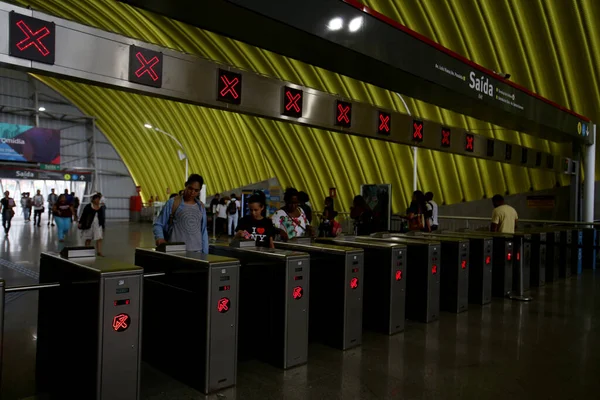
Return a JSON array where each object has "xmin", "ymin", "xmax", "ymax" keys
[
  {"xmin": 571, "ymin": 228, "xmax": 583, "ymax": 275},
  {"xmin": 315, "ymin": 237, "xmax": 406, "ymax": 335},
  {"xmin": 360, "ymin": 234, "xmax": 440, "ymax": 323},
  {"xmin": 558, "ymin": 229, "xmax": 573, "ymax": 279},
  {"xmin": 427, "ymin": 232, "xmax": 493, "ymax": 305},
  {"xmin": 134, "ymin": 246, "xmax": 240, "ymax": 394},
  {"xmin": 397, "ymin": 233, "xmax": 469, "ymax": 313},
  {"xmin": 529, "ymin": 232, "xmax": 547, "ymax": 287},
  {"xmin": 210, "ymin": 244, "xmax": 309, "ymax": 369},
  {"xmin": 527, "ymin": 229, "xmax": 560, "ymax": 283},
  {"xmin": 274, "ymin": 241, "xmax": 364, "ymax": 350},
  {"xmin": 36, "ymin": 247, "xmax": 143, "ymax": 400},
  {"xmin": 582, "ymin": 228, "xmax": 597, "ymax": 270}
]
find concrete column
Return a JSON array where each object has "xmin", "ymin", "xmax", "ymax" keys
[{"xmin": 583, "ymin": 124, "xmax": 596, "ymax": 223}]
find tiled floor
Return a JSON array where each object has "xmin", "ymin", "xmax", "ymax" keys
[{"xmin": 1, "ymin": 220, "xmax": 599, "ymax": 399}]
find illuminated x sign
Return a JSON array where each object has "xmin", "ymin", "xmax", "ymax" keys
[
  {"xmin": 217, "ymin": 297, "xmax": 230, "ymax": 313},
  {"xmin": 293, "ymin": 286, "xmax": 303, "ymax": 299},
  {"xmin": 377, "ymin": 111, "xmax": 391, "ymax": 135},
  {"xmin": 431, "ymin": 264, "xmax": 438, "ymax": 275},
  {"xmin": 128, "ymin": 46, "xmax": 163, "ymax": 88},
  {"xmin": 112, "ymin": 313, "xmax": 130, "ymax": 332},
  {"xmin": 217, "ymin": 69, "xmax": 242, "ymax": 105},
  {"xmin": 335, "ymin": 101, "xmax": 352, "ymax": 128},
  {"xmin": 9, "ymin": 12, "xmax": 55, "ymax": 64},
  {"xmin": 412, "ymin": 120, "xmax": 424, "ymax": 142},
  {"xmin": 349, "ymin": 277, "xmax": 359, "ymax": 289},
  {"xmin": 441, "ymin": 128, "xmax": 451, "ymax": 147},
  {"xmin": 485, "ymin": 256, "xmax": 491, "ymax": 265},
  {"xmin": 461, "ymin": 260, "xmax": 467, "ymax": 269},
  {"xmin": 465, "ymin": 133, "xmax": 474, "ymax": 152},
  {"xmin": 395, "ymin": 270, "xmax": 402, "ymax": 281},
  {"xmin": 282, "ymin": 87, "xmax": 303, "ymax": 118}
]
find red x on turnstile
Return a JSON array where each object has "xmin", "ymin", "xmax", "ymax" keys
[
  {"xmin": 135, "ymin": 52, "xmax": 160, "ymax": 81},
  {"xmin": 337, "ymin": 103, "xmax": 351, "ymax": 123},
  {"xmin": 15, "ymin": 20, "xmax": 51, "ymax": 56},
  {"xmin": 220, "ymin": 75, "xmax": 240, "ymax": 99}
]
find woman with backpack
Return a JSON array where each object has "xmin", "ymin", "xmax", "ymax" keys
[{"xmin": 78, "ymin": 193, "xmax": 105, "ymax": 256}]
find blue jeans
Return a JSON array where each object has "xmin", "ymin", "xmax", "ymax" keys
[
  {"xmin": 23, "ymin": 208, "xmax": 31, "ymax": 220},
  {"xmin": 55, "ymin": 216, "xmax": 71, "ymax": 240}
]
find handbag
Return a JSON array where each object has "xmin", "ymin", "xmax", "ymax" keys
[{"xmin": 408, "ymin": 214, "xmax": 425, "ymax": 231}]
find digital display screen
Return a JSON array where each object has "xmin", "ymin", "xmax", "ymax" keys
[
  {"xmin": 295, "ymin": 267, "xmax": 303, "ymax": 272},
  {"xmin": 535, "ymin": 152, "xmax": 542, "ymax": 167},
  {"xmin": 217, "ymin": 69, "xmax": 242, "ymax": 105},
  {"xmin": 9, "ymin": 12, "xmax": 56, "ymax": 65},
  {"xmin": 441, "ymin": 128, "xmax": 451, "ymax": 147},
  {"xmin": 116, "ymin": 288, "xmax": 129, "ymax": 294},
  {"xmin": 335, "ymin": 100, "xmax": 352, "ymax": 128},
  {"xmin": 465, "ymin": 133, "xmax": 474, "ymax": 152},
  {"xmin": 547, "ymin": 155, "xmax": 554, "ymax": 169},
  {"xmin": 220, "ymin": 276, "xmax": 230, "ymax": 281},
  {"xmin": 128, "ymin": 45, "xmax": 163, "ymax": 88},
  {"xmin": 294, "ymin": 276, "xmax": 303, "ymax": 281},
  {"xmin": 352, "ymin": 268, "xmax": 359, "ymax": 273},
  {"xmin": 114, "ymin": 299, "xmax": 130, "ymax": 306},
  {"xmin": 412, "ymin": 120, "xmax": 424, "ymax": 142},
  {"xmin": 377, "ymin": 111, "xmax": 391, "ymax": 135},
  {"xmin": 505, "ymin": 144, "xmax": 512, "ymax": 160},
  {"xmin": 487, "ymin": 139, "xmax": 495, "ymax": 157},
  {"xmin": 282, "ymin": 86, "xmax": 303, "ymax": 118},
  {"xmin": 521, "ymin": 148, "xmax": 528, "ymax": 164},
  {"xmin": 219, "ymin": 285, "xmax": 231, "ymax": 291}
]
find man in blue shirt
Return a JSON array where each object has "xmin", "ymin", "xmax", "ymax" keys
[{"xmin": 153, "ymin": 174, "xmax": 209, "ymax": 253}]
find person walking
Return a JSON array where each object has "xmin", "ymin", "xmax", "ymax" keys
[
  {"xmin": 271, "ymin": 187, "xmax": 313, "ymax": 241},
  {"xmin": 72, "ymin": 192, "xmax": 80, "ymax": 222},
  {"xmin": 53, "ymin": 194, "xmax": 74, "ymax": 242},
  {"xmin": 216, "ymin": 197, "xmax": 228, "ymax": 237},
  {"xmin": 1, "ymin": 191, "xmax": 15, "ymax": 235},
  {"xmin": 33, "ymin": 189, "xmax": 45, "ymax": 227},
  {"xmin": 153, "ymin": 174, "xmax": 209, "ymax": 253},
  {"xmin": 47, "ymin": 188, "xmax": 58, "ymax": 226},
  {"xmin": 78, "ymin": 193, "xmax": 105, "ymax": 256},
  {"xmin": 226, "ymin": 193, "xmax": 241, "ymax": 237},
  {"xmin": 425, "ymin": 191, "xmax": 439, "ymax": 231}
]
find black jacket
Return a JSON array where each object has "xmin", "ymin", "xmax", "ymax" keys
[{"xmin": 79, "ymin": 204, "xmax": 105, "ymax": 230}]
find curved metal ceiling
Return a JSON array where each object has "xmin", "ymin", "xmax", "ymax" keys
[{"xmin": 14, "ymin": 0, "xmax": 582, "ymax": 211}]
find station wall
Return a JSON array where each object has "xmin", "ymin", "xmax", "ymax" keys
[{"xmin": 0, "ymin": 68, "xmax": 135, "ymax": 219}]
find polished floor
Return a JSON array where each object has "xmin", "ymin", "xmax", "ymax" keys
[{"xmin": 1, "ymin": 220, "xmax": 599, "ymax": 399}]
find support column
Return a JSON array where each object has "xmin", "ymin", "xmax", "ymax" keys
[
  {"xmin": 413, "ymin": 147, "xmax": 418, "ymax": 192},
  {"xmin": 570, "ymin": 144, "xmax": 581, "ymax": 221},
  {"xmin": 583, "ymin": 124, "xmax": 596, "ymax": 223}
]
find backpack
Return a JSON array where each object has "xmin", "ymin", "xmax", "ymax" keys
[{"xmin": 227, "ymin": 200, "xmax": 237, "ymax": 215}]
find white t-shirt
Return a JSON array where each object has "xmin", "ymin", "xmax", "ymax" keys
[
  {"xmin": 428, "ymin": 200, "xmax": 439, "ymax": 226},
  {"xmin": 33, "ymin": 195, "xmax": 44, "ymax": 210},
  {"xmin": 216, "ymin": 204, "xmax": 228, "ymax": 219}
]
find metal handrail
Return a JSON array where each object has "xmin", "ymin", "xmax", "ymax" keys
[{"xmin": 414, "ymin": 215, "xmax": 600, "ymax": 226}]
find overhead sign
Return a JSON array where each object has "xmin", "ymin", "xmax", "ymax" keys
[
  {"xmin": 486, "ymin": 139, "xmax": 495, "ymax": 157},
  {"xmin": 465, "ymin": 133, "xmax": 474, "ymax": 152},
  {"xmin": 0, "ymin": 123, "xmax": 60, "ymax": 164},
  {"xmin": 217, "ymin": 69, "xmax": 242, "ymax": 105},
  {"xmin": 441, "ymin": 128, "xmax": 451, "ymax": 147},
  {"xmin": 377, "ymin": 111, "xmax": 390, "ymax": 135},
  {"xmin": 335, "ymin": 101, "xmax": 352, "ymax": 128},
  {"xmin": 9, "ymin": 12, "xmax": 55, "ymax": 64},
  {"xmin": 282, "ymin": 86, "xmax": 303, "ymax": 118},
  {"xmin": 128, "ymin": 45, "xmax": 163, "ymax": 88},
  {"xmin": 412, "ymin": 120, "xmax": 424, "ymax": 142},
  {"xmin": 40, "ymin": 163, "xmax": 61, "ymax": 171},
  {"xmin": 0, "ymin": 167, "xmax": 91, "ymax": 181},
  {"xmin": 521, "ymin": 148, "xmax": 528, "ymax": 164}
]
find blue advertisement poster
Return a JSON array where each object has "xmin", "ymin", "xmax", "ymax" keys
[{"xmin": 0, "ymin": 123, "xmax": 60, "ymax": 164}]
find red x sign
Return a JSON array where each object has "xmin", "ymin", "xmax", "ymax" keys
[
  {"xmin": 441, "ymin": 128, "xmax": 451, "ymax": 147},
  {"xmin": 16, "ymin": 20, "xmax": 50, "ymax": 56},
  {"xmin": 465, "ymin": 134, "xmax": 474, "ymax": 152},
  {"xmin": 350, "ymin": 277, "xmax": 359, "ymax": 289},
  {"xmin": 461, "ymin": 260, "xmax": 467, "ymax": 269},
  {"xmin": 218, "ymin": 70, "xmax": 242, "ymax": 104},
  {"xmin": 220, "ymin": 76, "xmax": 239, "ymax": 98},
  {"xmin": 378, "ymin": 111, "xmax": 391, "ymax": 134},
  {"xmin": 395, "ymin": 270, "xmax": 402, "ymax": 281},
  {"xmin": 413, "ymin": 120, "xmax": 424, "ymax": 142},
  {"xmin": 286, "ymin": 91, "xmax": 301, "ymax": 112},
  {"xmin": 293, "ymin": 286, "xmax": 303, "ymax": 299},
  {"xmin": 112, "ymin": 313, "xmax": 130, "ymax": 332},
  {"xmin": 217, "ymin": 297, "xmax": 230, "ymax": 313},
  {"xmin": 431, "ymin": 264, "xmax": 438, "ymax": 275},
  {"xmin": 335, "ymin": 101, "xmax": 352, "ymax": 127},
  {"xmin": 135, "ymin": 52, "xmax": 160, "ymax": 81}
]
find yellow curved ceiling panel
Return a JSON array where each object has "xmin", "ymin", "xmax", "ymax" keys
[{"xmin": 13, "ymin": 0, "xmax": 586, "ymax": 211}]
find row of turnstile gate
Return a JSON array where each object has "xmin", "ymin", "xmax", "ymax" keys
[{"xmin": 0, "ymin": 225, "xmax": 596, "ymax": 399}]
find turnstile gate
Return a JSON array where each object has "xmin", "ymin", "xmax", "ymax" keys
[
  {"xmin": 37, "ymin": 250, "xmax": 143, "ymax": 400},
  {"xmin": 582, "ymin": 228, "xmax": 597, "ymax": 270},
  {"xmin": 275, "ymin": 241, "xmax": 364, "ymax": 350},
  {"xmin": 396, "ymin": 233, "xmax": 469, "ymax": 314},
  {"xmin": 571, "ymin": 228, "xmax": 583, "ymax": 275},
  {"xmin": 527, "ymin": 229, "xmax": 560, "ymax": 283},
  {"xmin": 210, "ymin": 244, "xmax": 309, "ymax": 369},
  {"xmin": 315, "ymin": 237, "xmax": 406, "ymax": 335},
  {"xmin": 360, "ymin": 235, "xmax": 440, "ymax": 323},
  {"xmin": 558, "ymin": 229, "xmax": 573, "ymax": 279},
  {"xmin": 135, "ymin": 247, "xmax": 240, "ymax": 394},
  {"xmin": 529, "ymin": 232, "xmax": 547, "ymax": 287},
  {"xmin": 426, "ymin": 232, "xmax": 493, "ymax": 305}
]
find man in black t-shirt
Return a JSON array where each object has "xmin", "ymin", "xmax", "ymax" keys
[{"xmin": 1, "ymin": 191, "xmax": 16, "ymax": 235}]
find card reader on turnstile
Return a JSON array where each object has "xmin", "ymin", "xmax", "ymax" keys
[
  {"xmin": 37, "ymin": 249, "xmax": 143, "ymax": 400},
  {"xmin": 316, "ymin": 237, "xmax": 406, "ymax": 335},
  {"xmin": 135, "ymin": 246, "xmax": 240, "ymax": 394},
  {"xmin": 275, "ymin": 241, "xmax": 364, "ymax": 350},
  {"xmin": 210, "ymin": 244, "xmax": 309, "ymax": 369}
]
